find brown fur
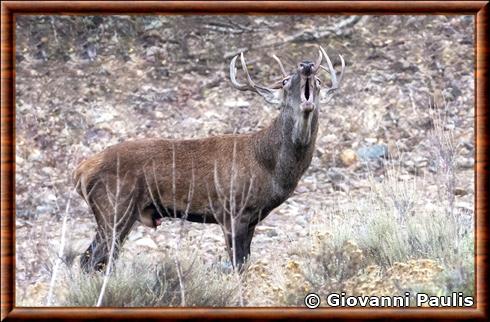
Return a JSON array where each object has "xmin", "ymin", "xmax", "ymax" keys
[{"xmin": 75, "ymin": 57, "xmax": 328, "ymax": 272}]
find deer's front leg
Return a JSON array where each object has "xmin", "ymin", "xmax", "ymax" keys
[{"xmin": 223, "ymin": 218, "xmax": 257, "ymax": 271}]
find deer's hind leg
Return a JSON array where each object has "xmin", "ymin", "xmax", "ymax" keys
[{"xmin": 80, "ymin": 180, "xmax": 139, "ymax": 273}]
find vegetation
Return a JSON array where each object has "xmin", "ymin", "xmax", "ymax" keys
[
  {"xmin": 15, "ymin": 15, "xmax": 475, "ymax": 306},
  {"xmin": 65, "ymin": 255, "xmax": 239, "ymax": 307}
]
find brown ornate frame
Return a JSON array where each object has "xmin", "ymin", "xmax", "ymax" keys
[{"xmin": 1, "ymin": 1, "xmax": 488, "ymax": 320}]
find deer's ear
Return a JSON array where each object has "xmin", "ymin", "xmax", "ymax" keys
[
  {"xmin": 256, "ymin": 88, "xmax": 281, "ymax": 105},
  {"xmin": 270, "ymin": 79, "xmax": 285, "ymax": 89}
]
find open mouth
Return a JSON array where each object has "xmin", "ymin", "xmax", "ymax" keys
[
  {"xmin": 300, "ymin": 76, "xmax": 315, "ymax": 113},
  {"xmin": 305, "ymin": 78, "xmax": 310, "ymax": 100}
]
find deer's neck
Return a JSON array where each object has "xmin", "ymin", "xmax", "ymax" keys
[{"xmin": 254, "ymin": 109, "xmax": 319, "ymax": 193}]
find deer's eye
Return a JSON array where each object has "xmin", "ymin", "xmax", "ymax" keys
[
  {"xmin": 315, "ymin": 78, "xmax": 321, "ymax": 86},
  {"xmin": 282, "ymin": 77, "xmax": 291, "ymax": 86}
]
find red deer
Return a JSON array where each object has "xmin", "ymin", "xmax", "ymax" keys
[{"xmin": 74, "ymin": 46, "xmax": 344, "ymax": 272}]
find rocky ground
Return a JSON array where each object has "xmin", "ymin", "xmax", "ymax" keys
[{"xmin": 15, "ymin": 15, "xmax": 474, "ymax": 306}]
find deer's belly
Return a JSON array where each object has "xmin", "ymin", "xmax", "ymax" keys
[{"xmin": 139, "ymin": 203, "xmax": 218, "ymax": 227}]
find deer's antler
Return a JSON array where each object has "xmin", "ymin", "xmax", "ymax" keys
[
  {"xmin": 229, "ymin": 53, "xmax": 281, "ymax": 104},
  {"xmin": 319, "ymin": 46, "xmax": 345, "ymax": 102},
  {"xmin": 272, "ymin": 54, "xmax": 288, "ymax": 78}
]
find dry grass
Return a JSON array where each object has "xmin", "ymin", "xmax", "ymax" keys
[
  {"xmin": 38, "ymin": 101, "xmax": 474, "ymax": 307},
  {"xmin": 274, "ymin": 159, "xmax": 473, "ymax": 306},
  {"xmin": 63, "ymin": 253, "xmax": 239, "ymax": 307},
  {"xmin": 16, "ymin": 15, "xmax": 474, "ymax": 307},
  {"xmin": 58, "ymin": 163, "xmax": 472, "ymax": 307}
]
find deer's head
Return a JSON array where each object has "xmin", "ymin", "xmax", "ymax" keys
[{"xmin": 230, "ymin": 46, "xmax": 345, "ymax": 146}]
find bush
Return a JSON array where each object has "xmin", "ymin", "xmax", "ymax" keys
[
  {"xmin": 64, "ymin": 254, "xmax": 239, "ymax": 307},
  {"xmin": 276, "ymin": 164, "xmax": 474, "ymax": 306}
]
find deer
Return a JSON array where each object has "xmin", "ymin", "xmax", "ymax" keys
[{"xmin": 74, "ymin": 46, "xmax": 344, "ymax": 273}]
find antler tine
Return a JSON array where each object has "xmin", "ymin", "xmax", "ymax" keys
[
  {"xmin": 338, "ymin": 54, "xmax": 345, "ymax": 84},
  {"xmin": 239, "ymin": 52, "xmax": 259, "ymax": 89},
  {"xmin": 319, "ymin": 46, "xmax": 344, "ymax": 90},
  {"xmin": 272, "ymin": 54, "xmax": 288, "ymax": 78},
  {"xmin": 320, "ymin": 46, "xmax": 337, "ymax": 87},
  {"xmin": 230, "ymin": 52, "xmax": 271, "ymax": 92},
  {"xmin": 230, "ymin": 54, "xmax": 252, "ymax": 91},
  {"xmin": 312, "ymin": 49, "xmax": 323, "ymax": 73},
  {"xmin": 229, "ymin": 52, "xmax": 280, "ymax": 104}
]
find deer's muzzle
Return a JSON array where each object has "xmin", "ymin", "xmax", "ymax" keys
[
  {"xmin": 300, "ymin": 76, "xmax": 315, "ymax": 113},
  {"xmin": 299, "ymin": 62, "xmax": 315, "ymax": 76}
]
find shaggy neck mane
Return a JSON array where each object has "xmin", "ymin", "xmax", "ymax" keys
[{"xmin": 253, "ymin": 109, "xmax": 319, "ymax": 192}]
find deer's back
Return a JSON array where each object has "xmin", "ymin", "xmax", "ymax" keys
[{"xmin": 73, "ymin": 136, "xmax": 277, "ymax": 215}]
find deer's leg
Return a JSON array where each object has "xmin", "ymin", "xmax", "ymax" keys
[
  {"xmin": 81, "ymin": 230, "xmax": 109, "ymax": 272},
  {"xmin": 80, "ymin": 184, "xmax": 138, "ymax": 273},
  {"xmin": 244, "ymin": 223, "xmax": 256, "ymax": 259},
  {"xmin": 223, "ymin": 218, "xmax": 257, "ymax": 272},
  {"xmin": 81, "ymin": 215, "xmax": 136, "ymax": 273}
]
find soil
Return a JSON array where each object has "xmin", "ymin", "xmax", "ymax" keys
[{"xmin": 14, "ymin": 15, "xmax": 475, "ymax": 306}]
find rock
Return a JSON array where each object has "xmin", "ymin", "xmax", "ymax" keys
[
  {"xmin": 456, "ymin": 157, "xmax": 474, "ymax": 169},
  {"xmin": 454, "ymin": 187, "xmax": 469, "ymax": 196},
  {"xmin": 295, "ymin": 185, "xmax": 309, "ymax": 193},
  {"xmin": 144, "ymin": 19, "xmax": 163, "ymax": 30},
  {"xmin": 295, "ymin": 216, "xmax": 307, "ymax": 227},
  {"xmin": 224, "ymin": 99, "xmax": 250, "ymax": 108},
  {"xmin": 28, "ymin": 148, "xmax": 43, "ymax": 162},
  {"xmin": 134, "ymin": 237, "xmax": 158, "ymax": 249},
  {"xmin": 455, "ymin": 202, "xmax": 473, "ymax": 212},
  {"xmin": 294, "ymin": 225, "xmax": 308, "ymax": 237},
  {"xmin": 128, "ymin": 230, "xmax": 144, "ymax": 241},
  {"xmin": 45, "ymin": 193, "xmax": 57, "ymax": 203},
  {"xmin": 339, "ymin": 149, "xmax": 357, "ymax": 167},
  {"xmin": 391, "ymin": 59, "xmax": 419, "ymax": 73},
  {"xmin": 332, "ymin": 181, "xmax": 350, "ymax": 193},
  {"xmin": 356, "ymin": 144, "xmax": 389, "ymax": 162},
  {"xmin": 446, "ymin": 86, "xmax": 462, "ymax": 100},
  {"xmin": 413, "ymin": 156, "xmax": 428, "ymax": 168},
  {"xmin": 327, "ymin": 167, "xmax": 347, "ymax": 182},
  {"xmin": 323, "ymin": 134, "xmax": 337, "ymax": 143},
  {"xmin": 41, "ymin": 167, "xmax": 55, "ymax": 176},
  {"xmin": 316, "ymin": 146, "xmax": 326, "ymax": 156},
  {"xmin": 218, "ymin": 260, "xmax": 234, "ymax": 273},
  {"xmin": 256, "ymin": 226, "xmax": 279, "ymax": 238},
  {"xmin": 94, "ymin": 111, "xmax": 114, "ymax": 124},
  {"xmin": 404, "ymin": 160, "xmax": 415, "ymax": 168},
  {"xmin": 17, "ymin": 155, "xmax": 25, "ymax": 166},
  {"xmin": 399, "ymin": 174, "xmax": 412, "ymax": 181},
  {"xmin": 266, "ymin": 230, "xmax": 278, "ymax": 238},
  {"xmin": 256, "ymin": 225, "xmax": 276, "ymax": 233},
  {"xmin": 35, "ymin": 204, "xmax": 55, "ymax": 216}
]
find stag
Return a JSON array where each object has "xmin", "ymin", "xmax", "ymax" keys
[{"xmin": 74, "ymin": 46, "xmax": 344, "ymax": 272}]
